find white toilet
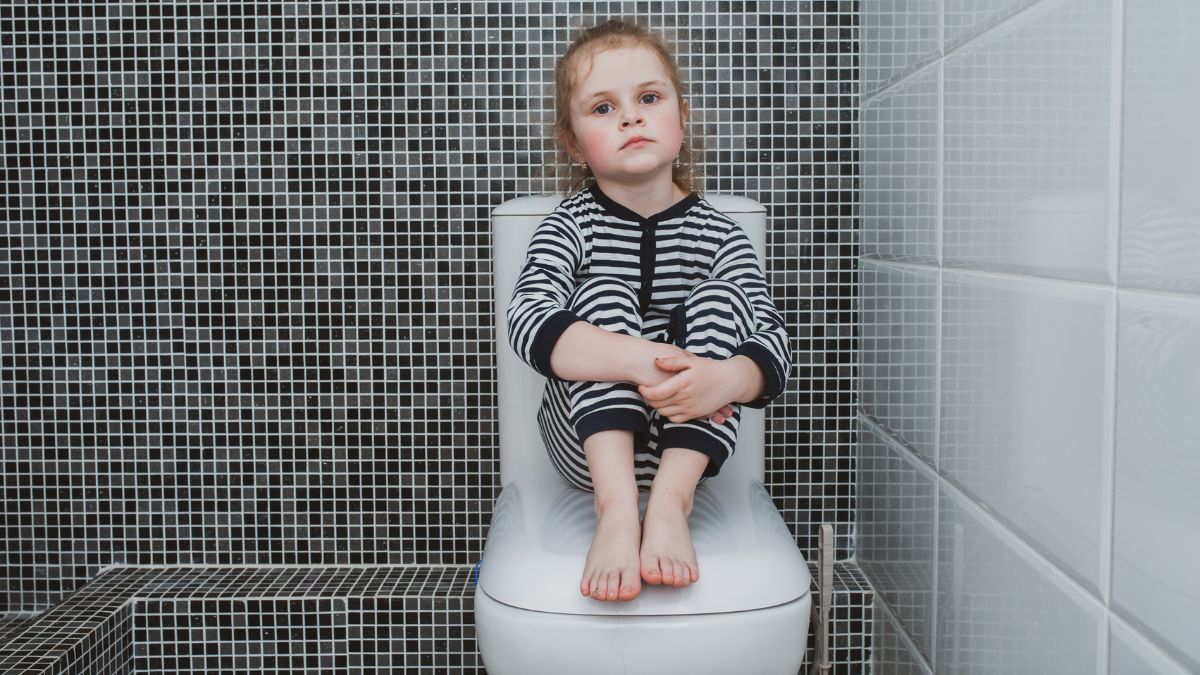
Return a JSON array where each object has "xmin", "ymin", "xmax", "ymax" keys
[{"xmin": 477, "ymin": 194, "xmax": 812, "ymax": 675}]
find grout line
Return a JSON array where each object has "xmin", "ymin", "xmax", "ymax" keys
[
  {"xmin": 862, "ymin": 0, "xmax": 1053, "ymax": 108},
  {"xmin": 937, "ymin": 461, "xmax": 1109, "ymax": 611},
  {"xmin": 936, "ymin": 55, "xmax": 944, "ymax": 272},
  {"xmin": 934, "ymin": 262, "xmax": 1119, "ymax": 293},
  {"xmin": 932, "ymin": 38, "xmax": 947, "ymax": 671},
  {"xmin": 941, "ymin": 0, "xmax": 1053, "ymax": 60},
  {"xmin": 1104, "ymin": 1, "xmax": 1126, "ymax": 672},
  {"xmin": 873, "ymin": 592, "xmax": 936, "ymax": 675},
  {"xmin": 861, "ymin": 58, "xmax": 940, "ymax": 108},
  {"xmin": 930, "ymin": 260, "xmax": 943, "ymax": 675},
  {"xmin": 1108, "ymin": 0, "xmax": 1125, "ymax": 289},
  {"xmin": 858, "ymin": 413, "xmax": 937, "ymax": 481}
]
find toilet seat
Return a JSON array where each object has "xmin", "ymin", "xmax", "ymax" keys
[
  {"xmin": 474, "ymin": 587, "xmax": 811, "ymax": 675},
  {"xmin": 477, "ymin": 471, "xmax": 812, "ymax": 616}
]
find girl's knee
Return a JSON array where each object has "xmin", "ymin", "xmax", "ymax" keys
[
  {"xmin": 566, "ymin": 275, "xmax": 641, "ymax": 329},
  {"xmin": 671, "ymin": 279, "xmax": 755, "ymax": 347},
  {"xmin": 571, "ymin": 275, "xmax": 638, "ymax": 305},
  {"xmin": 685, "ymin": 279, "xmax": 752, "ymax": 311}
]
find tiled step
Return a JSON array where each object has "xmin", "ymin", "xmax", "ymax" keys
[
  {"xmin": 0, "ymin": 613, "xmax": 40, "ymax": 646},
  {"xmin": 0, "ymin": 563, "xmax": 874, "ymax": 674}
]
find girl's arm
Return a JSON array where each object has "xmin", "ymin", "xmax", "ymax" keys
[
  {"xmin": 554, "ymin": 323, "xmax": 737, "ymax": 424},
  {"xmin": 507, "ymin": 211, "xmax": 699, "ymax": 389},
  {"xmin": 506, "ymin": 211, "xmax": 587, "ymax": 378},
  {"xmin": 640, "ymin": 223, "xmax": 791, "ymax": 422},
  {"xmin": 706, "ymin": 225, "xmax": 792, "ymax": 407},
  {"xmin": 549, "ymin": 320, "xmax": 688, "ymax": 387}
]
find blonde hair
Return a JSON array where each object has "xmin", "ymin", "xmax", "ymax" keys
[{"xmin": 544, "ymin": 18, "xmax": 705, "ymax": 196}]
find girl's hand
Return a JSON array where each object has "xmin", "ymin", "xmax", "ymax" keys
[
  {"xmin": 627, "ymin": 342, "xmax": 692, "ymax": 388},
  {"xmin": 637, "ymin": 353, "xmax": 741, "ymax": 424},
  {"xmin": 708, "ymin": 404, "xmax": 735, "ymax": 425}
]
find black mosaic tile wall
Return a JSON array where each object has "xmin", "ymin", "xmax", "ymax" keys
[{"xmin": 1, "ymin": 0, "xmax": 859, "ymax": 614}]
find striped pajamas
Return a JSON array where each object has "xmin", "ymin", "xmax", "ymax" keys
[{"xmin": 506, "ymin": 185, "xmax": 792, "ymax": 492}]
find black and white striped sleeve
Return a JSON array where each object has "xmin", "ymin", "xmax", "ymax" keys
[
  {"xmin": 505, "ymin": 209, "xmax": 586, "ymax": 380},
  {"xmin": 711, "ymin": 224, "xmax": 792, "ymax": 408}
]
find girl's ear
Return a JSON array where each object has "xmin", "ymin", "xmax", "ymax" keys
[{"xmin": 679, "ymin": 99, "xmax": 689, "ymax": 128}]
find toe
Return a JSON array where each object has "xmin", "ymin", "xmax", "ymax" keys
[
  {"xmin": 619, "ymin": 572, "xmax": 640, "ymax": 600},
  {"xmin": 677, "ymin": 561, "xmax": 690, "ymax": 587},
  {"xmin": 607, "ymin": 572, "xmax": 621, "ymax": 600},
  {"xmin": 642, "ymin": 558, "xmax": 662, "ymax": 585},
  {"xmin": 660, "ymin": 560, "xmax": 674, "ymax": 585}
]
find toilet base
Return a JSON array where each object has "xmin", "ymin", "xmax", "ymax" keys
[{"xmin": 475, "ymin": 586, "xmax": 811, "ymax": 675}]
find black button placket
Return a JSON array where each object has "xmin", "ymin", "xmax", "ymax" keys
[
  {"xmin": 637, "ymin": 216, "xmax": 655, "ymax": 315},
  {"xmin": 586, "ymin": 184, "xmax": 701, "ymax": 317}
]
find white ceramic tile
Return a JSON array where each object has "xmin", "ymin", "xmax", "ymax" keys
[
  {"xmin": 874, "ymin": 598, "xmax": 935, "ymax": 675},
  {"xmin": 936, "ymin": 485, "xmax": 1105, "ymax": 674},
  {"xmin": 859, "ymin": 260, "xmax": 939, "ymax": 462},
  {"xmin": 943, "ymin": 0, "xmax": 1113, "ymax": 283},
  {"xmin": 861, "ymin": 65, "xmax": 939, "ymax": 263},
  {"xmin": 939, "ymin": 270, "xmax": 1112, "ymax": 596},
  {"xmin": 1119, "ymin": 2, "xmax": 1200, "ymax": 294},
  {"xmin": 860, "ymin": 0, "xmax": 940, "ymax": 98},
  {"xmin": 1110, "ymin": 617, "xmax": 1194, "ymax": 675},
  {"xmin": 1111, "ymin": 290, "xmax": 1200, "ymax": 672},
  {"xmin": 858, "ymin": 419, "xmax": 937, "ymax": 656},
  {"xmin": 943, "ymin": 0, "xmax": 1040, "ymax": 50}
]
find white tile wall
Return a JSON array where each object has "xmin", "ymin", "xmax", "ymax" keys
[
  {"xmin": 1119, "ymin": 3, "xmax": 1200, "ymax": 293},
  {"xmin": 873, "ymin": 596, "xmax": 935, "ymax": 675},
  {"xmin": 939, "ymin": 269, "xmax": 1112, "ymax": 595},
  {"xmin": 936, "ymin": 482, "xmax": 1105, "ymax": 674},
  {"xmin": 1109, "ymin": 616, "xmax": 1194, "ymax": 675},
  {"xmin": 860, "ymin": 0, "xmax": 940, "ymax": 99},
  {"xmin": 942, "ymin": 0, "xmax": 1113, "ymax": 284},
  {"xmin": 861, "ymin": 65, "xmax": 939, "ymax": 263},
  {"xmin": 1112, "ymin": 290, "xmax": 1200, "ymax": 672},
  {"xmin": 942, "ymin": 0, "xmax": 1039, "ymax": 50},
  {"xmin": 859, "ymin": 260, "xmax": 939, "ymax": 463},
  {"xmin": 858, "ymin": 0, "xmax": 1200, "ymax": 670},
  {"xmin": 858, "ymin": 418, "xmax": 937, "ymax": 656}
]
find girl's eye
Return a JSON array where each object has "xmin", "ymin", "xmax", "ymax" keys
[{"xmin": 594, "ymin": 93, "xmax": 660, "ymax": 115}]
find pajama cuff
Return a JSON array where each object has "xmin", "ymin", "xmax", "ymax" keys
[
  {"xmin": 531, "ymin": 309, "xmax": 586, "ymax": 380},
  {"xmin": 732, "ymin": 341, "xmax": 787, "ymax": 409},
  {"xmin": 657, "ymin": 427, "xmax": 730, "ymax": 479},
  {"xmin": 576, "ymin": 408, "xmax": 650, "ymax": 446}
]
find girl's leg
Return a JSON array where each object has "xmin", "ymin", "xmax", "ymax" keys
[
  {"xmin": 537, "ymin": 276, "xmax": 649, "ymax": 491},
  {"xmin": 641, "ymin": 279, "xmax": 757, "ymax": 587},
  {"xmin": 639, "ymin": 446, "xmax": 709, "ymax": 587},
  {"xmin": 580, "ymin": 429, "xmax": 642, "ymax": 601},
  {"xmin": 536, "ymin": 275, "xmax": 648, "ymax": 601}
]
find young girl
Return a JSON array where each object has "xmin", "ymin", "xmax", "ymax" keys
[{"xmin": 506, "ymin": 19, "xmax": 791, "ymax": 604}]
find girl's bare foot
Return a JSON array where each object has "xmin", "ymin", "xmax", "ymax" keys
[
  {"xmin": 580, "ymin": 500, "xmax": 643, "ymax": 601},
  {"xmin": 639, "ymin": 487, "xmax": 699, "ymax": 587}
]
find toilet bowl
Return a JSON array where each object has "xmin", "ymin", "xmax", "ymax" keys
[{"xmin": 478, "ymin": 194, "xmax": 812, "ymax": 675}]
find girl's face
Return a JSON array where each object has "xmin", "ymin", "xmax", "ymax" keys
[{"xmin": 565, "ymin": 46, "xmax": 688, "ymax": 189}]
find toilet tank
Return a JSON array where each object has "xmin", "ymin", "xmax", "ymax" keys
[{"xmin": 492, "ymin": 193, "xmax": 770, "ymax": 488}]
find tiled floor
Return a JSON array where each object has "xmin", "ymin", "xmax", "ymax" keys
[{"xmin": 0, "ymin": 563, "xmax": 874, "ymax": 674}]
